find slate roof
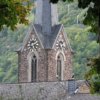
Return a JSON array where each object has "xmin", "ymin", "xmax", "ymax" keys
[
  {"xmin": 17, "ymin": 24, "xmax": 63, "ymax": 52},
  {"xmin": 17, "ymin": 23, "xmax": 73, "ymax": 52},
  {"xmin": 34, "ymin": 24, "xmax": 62, "ymax": 48}
]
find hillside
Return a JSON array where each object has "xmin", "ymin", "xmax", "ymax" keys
[{"xmin": 0, "ymin": 1, "xmax": 99, "ymax": 83}]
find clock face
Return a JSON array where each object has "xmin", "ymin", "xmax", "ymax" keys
[
  {"xmin": 56, "ymin": 34, "xmax": 66, "ymax": 50},
  {"xmin": 56, "ymin": 40, "xmax": 66, "ymax": 50},
  {"xmin": 27, "ymin": 38, "xmax": 39, "ymax": 51}
]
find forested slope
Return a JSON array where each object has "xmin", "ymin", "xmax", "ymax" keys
[{"xmin": 0, "ymin": 1, "xmax": 99, "ymax": 83}]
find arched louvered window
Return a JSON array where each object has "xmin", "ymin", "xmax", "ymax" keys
[{"xmin": 31, "ymin": 54, "xmax": 37, "ymax": 82}]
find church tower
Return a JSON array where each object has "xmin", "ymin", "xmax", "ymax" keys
[{"xmin": 17, "ymin": 0, "xmax": 73, "ymax": 82}]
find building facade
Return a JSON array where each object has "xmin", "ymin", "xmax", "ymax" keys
[{"xmin": 17, "ymin": 0, "xmax": 73, "ymax": 82}]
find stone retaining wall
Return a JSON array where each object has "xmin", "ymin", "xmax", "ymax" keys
[{"xmin": 0, "ymin": 81, "xmax": 68, "ymax": 100}]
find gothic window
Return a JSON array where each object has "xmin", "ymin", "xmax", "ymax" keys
[
  {"xmin": 31, "ymin": 54, "xmax": 37, "ymax": 82},
  {"xmin": 57, "ymin": 53, "xmax": 64, "ymax": 81}
]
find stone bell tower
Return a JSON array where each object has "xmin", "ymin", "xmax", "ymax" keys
[{"xmin": 17, "ymin": 0, "xmax": 73, "ymax": 83}]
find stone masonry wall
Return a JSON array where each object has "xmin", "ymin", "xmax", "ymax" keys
[
  {"xmin": 18, "ymin": 49, "xmax": 48, "ymax": 82},
  {"xmin": 18, "ymin": 51, "xmax": 29, "ymax": 82},
  {"xmin": 48, "ymin": 49, "xmax": 57, "ymax": 81},
  {"xmin": 64, "ymin": 50, "xmax": 73, "ymax": 80},
  {"xmin": 0, "ymin": 81, "xmax": 67, "ymax": 100},
  {"xmin": 47, "ymin": 49, "xmax": 72, "ymax": 81},
  {"xmin": 18, "ymin": 48, "xmax": 72, "ymax": 82},
  {"xmin": 0, "ymin": 81, "xmax": 95, "ymax": 100}
]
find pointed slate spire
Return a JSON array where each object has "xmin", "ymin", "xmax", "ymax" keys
[{"xmin": 35, "ymin": 0, "xmax": 58, "ymax": 35}]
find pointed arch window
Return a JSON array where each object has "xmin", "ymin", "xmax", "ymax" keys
[
  {"xmin": 31, "ymin": 54, "xmax": 37, "ymax": 82},
  {"xmin": 57, "ymin": 53, "xmax": 64, "ymax": 81}
]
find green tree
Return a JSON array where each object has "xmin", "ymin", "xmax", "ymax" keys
[
  {"xmin": 86, "ymin": 56, "xmax": 100, "ymax": 94},
  {"xmin": 0, "ymin": 0, "xmax": 31, "ymax": 30},
  {"xmin": 0, "ymin": 9, "xmax": 34, "ymax": 83},
  {"xmin": 50, "ymin": 0, "xmax": 100, "ymax": 42}
]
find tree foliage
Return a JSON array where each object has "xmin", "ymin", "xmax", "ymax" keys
[
  {"xmin": 86, "ymin": 56, "xmax": 100, "ymax": 94},
  {"xmin": 0, "ymin": 0, "xmax": 31, "ymax": 30},
  {"xmin": 58, "ymin": 0, "xmax": 99, "ymax": 81},
  {"xmin": 0, "ymin": 25, "xmax": 28, "ymax": 83},
  {"xmin": 50, "ymin": 0, "xmax": 100, "ymax": 42}
]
